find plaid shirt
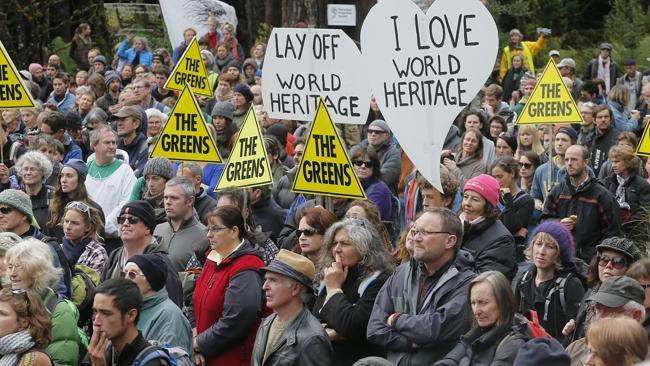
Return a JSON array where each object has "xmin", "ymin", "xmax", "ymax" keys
[{"xmin": 77, "ymin": 240, "xmax": 108, "ymax": 274}]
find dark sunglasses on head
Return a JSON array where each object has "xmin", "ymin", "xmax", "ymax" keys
[
  {"xmin": 352, "ymin": 159, "xmax": 374, "ymax": 168},
  {"xmin": 0, "ymin": 206, "xmax": 15, "ymax": 214},
  {"xmin": 296, "ymin": 228, "xmax": 320, "ymax": 237},
  {"xmin": 519, "ymin": 162, "xmax": 533, "ymax": 169},
  {"xmin": 598, "ymin": 254, "xmax": 628, "ymax": 270},
  {"xmin": 117, "ymin": 215, "xmax": 141, "ymax": 225}
]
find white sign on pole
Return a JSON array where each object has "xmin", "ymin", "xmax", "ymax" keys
[
  {"xmin": 262, "ymin": 28, "xmax": 370, "ymax": 124},
  {"xmin": 327, "ymin": 4, "xmax": 357, "ymax": 27},
  {"xmin": 360, "ymin": 0, "xmax": 498, "ymax": 192}
]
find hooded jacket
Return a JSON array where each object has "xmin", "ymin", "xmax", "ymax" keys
[
  {"xmin": 193, "ymin": 241, "xmax": 266, "ymax": 366},
  {"xmin": 138, "ymin": 288, "xmax": 193, "ymax": 354},
  {"xmin": 542, "ymin": 175, "xmax": 621, "ymax": 260},
  {"xmin": 367, "ymin": 251, "xmax": 476, "ymax": 365},
  {"xmin": 119, "ymin": 132, "xmax": 149, "ymax": 178}
]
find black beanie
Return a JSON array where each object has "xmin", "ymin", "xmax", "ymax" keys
[
  {"xmin": 513, "ymin": 338, "xmax": 570, "ymax": 366},
  {"xmin": 120, "ymin": 200, "xmax": 156, "ymax": 233},
  {"xmin": 126, "ymin": 254, "xmax": 168, "ymax": 292}
]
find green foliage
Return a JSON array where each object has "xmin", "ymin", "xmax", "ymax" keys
[
  {"xmin": 604, "ymin": 0, "xmax": 647, "ymax": 49},
  {"xmin": 255, "ymin": 22, "xmax": 273, "ymax": 46}
]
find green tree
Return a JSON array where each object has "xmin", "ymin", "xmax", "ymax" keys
[{"xmin": 605, "ymin": 0, "xmax": 647, "ymax": 48}]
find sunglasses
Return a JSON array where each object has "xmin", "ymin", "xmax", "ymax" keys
[
  {"xmin": 66, "ymin": 201, "xmax": 91, "ymax": 219},
  {"xmin": 598, "ymin": 254, "xmax": 628, "ymax": 270},
  {"xmin": 296, "ymin": 228, "xmax": 320, "ymax": 237},
  {"xmin": 367, "ymin": 129, "xmax": 387, "ymax": 135},
  {"xmin": 519, "ymin": 162, "xmax": 533, "ymax": 169},
  {"xmin": 0, "ymin": 206, "xmax": 14, "ymax": 215},
  {"xmin": 352, "ymin": 160, "xmax": 374, "ymax": 168},
  {"xmin": 117, "ymin": 215, "xmax": 141, "ymax": 225},
  {"xmin": 121, "ymin": 270, "xmax": 144, "ymax": 280}
]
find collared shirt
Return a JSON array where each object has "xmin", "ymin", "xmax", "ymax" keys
[{"xmin": 206, "ymin": 239, "xmax": 245, "ymax": 265}]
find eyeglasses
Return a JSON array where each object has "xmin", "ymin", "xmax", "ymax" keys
[
  {"xmin": 66, "ymin": 201, "xmax": 91, "ymax": 219},
  {"xmin": 206, "ymin": 226, "xmax": 229, "ymax": 233},
  {"xmin": 0, "ymin": 206, "xmax": 14, "ymax": 215},
  {"xmin": 296, "ymin": 228, "xmax": 320, "ymax": 237},
  {"xmin": 597, "ymin": 254, "xmax": 628, "ymax": 270},
  {"xmin": 519, "ymin": 162, "xmax": 533, "ymax": 169},
  {"xmin": 121, "ymin": 270, "xmax": 145, "ymax": 280},
  {"xmin": 117, "ymin": 215, "xmax": 141, "ymax": 225},
  {"xmin": 367, "ymin": 129, "xmax": 387, "ymax": 135},
  {"xmin": 352, "ymin": 160, "xmax": 374, "ymax": 168},
  {"xmin": 7, "ymin": 263, "xmax": 24, "ymax": 273},
  {"xmin": 410, "ymin": 228, "xmax": 451, "ymax": 238}
]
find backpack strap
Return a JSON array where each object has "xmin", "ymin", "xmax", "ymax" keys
[
  {"xmin": 358, "ymin": 271, "xmax": 381, "ymax": 298},
  {"xmin": 133, "ymin": 345, "xmax": 173, "ymax": 366},
  {"xmin": 543, "ymin": 275, "xmax": 569, "ymax": 321}
]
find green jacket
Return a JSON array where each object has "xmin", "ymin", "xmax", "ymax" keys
[
  {"xmin": 42, "ymin": 288, "xmax": 80, "ymax": 366},
  {"xmin": 137, "ymin": 288, "xmax": 193, "ymax": 355}
]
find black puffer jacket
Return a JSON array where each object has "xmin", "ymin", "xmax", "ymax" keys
[
  {"xmin": 461, "ymin": 218, "xmax": 517, "ymax": 280},
  {"xmin": 433, "ymin": 317, "xmax": 529, "ymax": 366}
]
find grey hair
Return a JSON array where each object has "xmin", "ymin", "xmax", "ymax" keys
[
  {"xmin": 200, "ymin": 50, "xmax": 215, "ymax": 70},
  {"xmin": 87, "ymin": 107, "xmax": 108, "ymax": 125},
  {"xmin": 5, "ymin": 239, "xmax": 61, "ymax": 293},
  {"xmin": 89, "ymin": 125, "xmax": 117, "ymax": 148},
  {"xmin": 181, "ymin": 162, "xmax": 203, "ymax": 178},
  {"xmin": 145, "ymin": 108, "xmax": 168, "ymax": 126},
  {"xmin": 0, "ymin": 232, "xmax": 22, "ymax": 254},
  {"xmin": 165, "ymin": 176, "xmax": 195, "ymax": 200},
  {"xmin": 623, "ymin": 300, "xmax": 646, "ymax": 320},
  {"xmin": 316, "ymin": 218, "xmax": 394, "ymax": 284},
  {"xmin": 132, "ymin": 36, "xmax": 149, "ymax": 51},
  {"xmin": 15, "ymin": 151, "xmax": 53, "ymax": 184}
]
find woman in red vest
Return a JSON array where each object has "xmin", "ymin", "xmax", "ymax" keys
[{"xmin": 191, "ymin": 205, "xmax": 267, "ymax": 366}]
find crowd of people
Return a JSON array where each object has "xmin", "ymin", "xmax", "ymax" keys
[{"xmin": 1, "ymin": 10, "xmax": 650, "ymax": 366}]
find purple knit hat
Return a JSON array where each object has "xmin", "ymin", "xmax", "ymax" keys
[{"xmin": 530, "ymin": 220, "xmax": 575, "ymax": 267}]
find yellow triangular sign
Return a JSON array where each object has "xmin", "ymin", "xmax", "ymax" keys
[
  {"xmin": 636, "ymin": 121, "xmax": 650, "ymax": 156},
  {"xmin": 149, "ymin": 84, "xmax": 222, "ymax": 163},
  {"xmin": 164, "ymin": 38, "xmax": 212, "ymax": 97},
  {"xmin": 216, "ymin": 106, "xmax": 273, "ymax": 190},
  {"xmin": 0, "ymin": 41, "xmax": 36, "ymax": 109},
  {"xmin": 292, "ymin": 98, "xmax": 366, "ymax": 199},
  {"xmin": 516, "ymin": 59, "xmax": 583, "ymax": 125}
]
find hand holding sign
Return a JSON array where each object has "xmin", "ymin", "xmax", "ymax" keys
[{"xmin": 360, "ymin": 0, "xmax": 498, "ymax": 191}]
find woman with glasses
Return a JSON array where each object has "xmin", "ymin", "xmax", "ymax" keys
[
  {"xmin": 190, "ymin": 205, "xmax": 266, "ymax": 366},
  {"xmin": 296, "ymin": 207, "xmax": 337, "ymax": 265},
  {"xmin": 0, "ymin": 288, "xmax": 52, "ymax": 365},
  {"xmin": 490, "ymin": 157, "xmax": 534, "ymax": 263},
  {"xmin": 488, "ymin": 115, "xmax": 508, "ymax": 143},
  {"xmin": 443, "ymin": 129, "xmax": 487, "ymax": 188},
  {"xmin": 435, "ymin": 271, "xmax": 528, "ymax": 366},
  {"xmin": 458, "ymin": 110, "xmax": 495, "ymax": 168},
  {"xmin": 518, "ymin": 151, "xmax": 541, "ymax": 194},
  {"xmin": 312, "ymin": 218, "xmax": 394, "ymax": 365},
  {"xmin": 514, "ymin": 221, "xmax": 585, "ymax": 340},
  {"xmin": 562, "ymin": 237, "xmax": 641, "ymax": 342},
  {"xmin": 61, "ymin": 201, "xmax": 107, "ymax": 273},
  {"xmin": 5, "ymin": 239, "xmax": 81, "ymax": 366},
  {"xmin": 351, "ymin": 146, "xmax": 392, "ymax": 221},
  {"xmin": 46, "ymin": 159, "xmax": 104, "ymax": 242}
]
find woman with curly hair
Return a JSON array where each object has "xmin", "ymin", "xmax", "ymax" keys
[
  {"xmin": 313, "ymin": 218, "xmax": 394, "ymax": 365},
  {"xmin": 0, "ymin": 288, "xmax": 52, "ymax": 365}
]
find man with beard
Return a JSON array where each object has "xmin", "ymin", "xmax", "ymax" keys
[
  {"xmin": 542, "ymin": 144, "xmax": 621, "ymax": 261},
  {"xmin": 28, "ymin": 63, "xmax": 53, "ymax": 102}
]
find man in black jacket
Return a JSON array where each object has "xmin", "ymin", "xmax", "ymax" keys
[
  {"xmin": 582, "ymin": 42, "xmax": 621, "ymax": 93},
  {"xmin": 542, "ymin": 145, "xmax": 621, "ymax": 261},
  {"xmin": 590, "ymin": 105, "xmax": 619, "ymax": 177}
]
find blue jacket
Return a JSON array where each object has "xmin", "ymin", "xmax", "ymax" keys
[
  {"xmin": 62, "ymin": 133, "xmax": 82, "ymax": 164},
  {"xmin": 46, "ymin": 90, "xmax": 76, "ymax": 113},
  {"xmin": 608, "ymin": 101, "xmax": 638, "ymax": 132},
  {"xmin": 172, "ymin": 42, "xmax": 189, "ymax": 64},
  {"xmin": 138, "ymin": 288, "xmax": 193, "ymax": 355},
  {"xmin": 117, "ymin": 39, "xmax": 153, "ymax": 67},
  {"xmin": 119, "ymin": 132, "xmax": 149, "ymax": 177}
]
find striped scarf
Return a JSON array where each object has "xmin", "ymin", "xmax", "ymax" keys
[{"xmin": 0, "ymin": 330, "xmax": 35, "ymax": 366}]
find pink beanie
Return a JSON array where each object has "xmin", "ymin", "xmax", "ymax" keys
[
  {"xmin": 28, "ymin": 63, "xmax": 42, "ymax": 74},
  {"xmin": 464, "ymin": 174, "xmax": 500, "ymax": 208}
]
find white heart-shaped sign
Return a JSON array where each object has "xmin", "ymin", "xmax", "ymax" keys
[{"xmin": 361, "ymin": 0, "xmax": 498, "ymax": 192}]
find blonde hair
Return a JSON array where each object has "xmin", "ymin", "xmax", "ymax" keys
[
  {"xmin": 5, "ymin": 239, "xmax": 61, "ymax": 293},
  {"xmin": 609, "ymin": 144, "xmax": 638, "ymax": 172},
  {"xmin": 524, "ymin": 232, "xmax": 563, "ymax": 270},
  {"xmin": 515, "ymin": 125, "xmax": 545, "ymax": 159},
  {"xmin": 608, "ymin": 85, "xmax": 630, "ymax": 108},
  {"xmin": 586, "ymin": 317, "xmax": 647, "ymax": 366}
]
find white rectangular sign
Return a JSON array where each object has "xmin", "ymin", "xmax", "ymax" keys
[{"xmin": 327, "ymin": 4, "xmax": 356, "ymax": 27}]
